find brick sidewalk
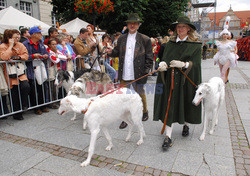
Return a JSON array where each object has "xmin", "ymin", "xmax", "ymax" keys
[{"xmin": 0, "ymin": 131, "xmax": 185, "ymax": 176}]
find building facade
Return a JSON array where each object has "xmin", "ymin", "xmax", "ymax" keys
[
  {"xmin": 39, "ymin": 0, "xmax": 57, "ymax": 27},
  {"xmin": 186, "ymin": 0, "xmax": 200, "ymax": 22},
  {"xmin": 1, "ymin": 0, "xmax": 40, "ymax": 20},
  {"xmin": 205, "ymin": 7, "xmax": 250, "ymax": 42}
]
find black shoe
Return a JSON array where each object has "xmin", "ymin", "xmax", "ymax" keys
[
  {"xmin": 182, "ymin": 125, "xmax": 189, "ymax": 137},
  {"xmin": 225, "ymin": 80, "xmax": 229, "ymax": 84},
  {"xmin": 142, "ymin": 111, "xmax": 149, "ymax": 121},
  {"xmin": 119, "ymin": 121, "xmax": 128, "ymax": 129},
  {"xmin": 162, "ymin": 136, "xmax": 172, "ymax": 150}
]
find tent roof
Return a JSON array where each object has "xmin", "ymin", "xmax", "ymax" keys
[
  {"xmin": 60, "ymin": 18, "xmax": 91, "ymax": 37},
  {"xmin": 0, "ymin": 6, "xmax": 50, "ymax": 34}
]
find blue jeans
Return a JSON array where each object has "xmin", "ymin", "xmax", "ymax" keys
[{"xmin": 104, "ymin": 62, "xmax": 116, "ymax": 82}]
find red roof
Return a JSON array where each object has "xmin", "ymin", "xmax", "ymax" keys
[{"xmin": 208, "ymin": 10, "xmax": 250, "ymax": 26}]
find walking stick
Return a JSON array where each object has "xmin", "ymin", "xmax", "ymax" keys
[{"xmin": 161, "ymin": 67, "xmax": 174, "ymax": 135}]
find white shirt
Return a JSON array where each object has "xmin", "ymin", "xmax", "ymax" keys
[
  {"xmin": 176, "ymin": 35, "xmax": 189, "ymax": 68},
  {"xmin": 176, "ymin": 35, "xmax": 188, "ymax": 43},
  {"xmin": 123, "ymin": 32, "xmax": 137, "ymax": 80}
]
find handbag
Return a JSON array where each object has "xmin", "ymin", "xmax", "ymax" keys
[
  {"xmin": 34, "ymin": 62, "xmax": 48, "ymax": 85},
  {"xmin": 48, "ymin": 65, "xmax": 57, "ymax": 81},
  {"xmin": 0, "ymin": 65, "xmax": 8, "ymax": 95},
  {"xmin": 6, "ymin": 61, "xmax": 27, "ymax": 78},
  {"xmin": 67, "ymin": 60, "xmax": 74, "ymax": 71}
]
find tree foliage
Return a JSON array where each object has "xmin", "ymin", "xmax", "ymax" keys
[{"xmin": 50, "ymin": 0, "xmax": 189, "ymax": 37}]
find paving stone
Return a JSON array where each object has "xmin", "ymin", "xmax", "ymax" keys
[
  {"xmin": 34, "ymin": 155, "xmax": 79, "ymax": 175},
  {"xmin": 153, "ymin": 169, "xmax": 161, "ymax": 176},
  {"xmin": 204, "ymin": 153, "xmax": 236, "ymax": 175},
  {"xmin": 20, "ymin": 168, "xmax": 56, "ymax": 176},
  {"xmin": 135, "ymin": 165, "xmax": 145, "ymax": 172},
  {"xmin": 172, "ymin": 150, "xmax": 203, "ymax": 175}
]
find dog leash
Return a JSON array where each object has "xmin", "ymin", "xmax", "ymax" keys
[
  {"xmin": 82, "ymin": 66, "xmax": 197, "ymax": 121},
  {"xmin": 81, "ymin": 69, "xmax": 160, "ymax": 115}
]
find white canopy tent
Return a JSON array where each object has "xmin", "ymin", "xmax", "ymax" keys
[
  {"xmin": 0, "ymin": 6, "xmax": 50, "ymax": 34},
  {"xmin": 59, "ymin": 17, "xmax": 91, "ymax": 38}
]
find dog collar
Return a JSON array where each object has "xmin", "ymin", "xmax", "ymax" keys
[{"xmin": 82, "ymin": 99, "xmax": 94, "ymax": 114}]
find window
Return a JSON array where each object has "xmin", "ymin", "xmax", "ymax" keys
[
  {"xmin": 0, "ymin": 0, "xmax": 6, "ymax": 10},
  {"xmin": 51, "ymin": 12, "xmax": 57, "ymax": 27},
  {"xmin": 20, "ymin": 1, "xmax": 32, "ymax": 16}
]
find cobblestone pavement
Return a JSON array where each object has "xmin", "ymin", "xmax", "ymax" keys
[{"xmin": 0, "ymin": 59, "xmax": 249, "ymax": 176}]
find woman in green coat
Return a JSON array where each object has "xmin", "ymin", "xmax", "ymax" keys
[{"xmin": 154, "ymin": 16, "xmax": 202, "ymax": 150}]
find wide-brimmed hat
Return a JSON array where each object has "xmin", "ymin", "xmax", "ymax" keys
[
  {"xmin": 125, "ymin": 13, "xmax": 143, "ymax": 23},
  {"xmin": 170, "ymin": 16, "xmax": 196, "ymax": 31}
]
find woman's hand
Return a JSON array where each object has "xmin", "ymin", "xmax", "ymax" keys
[
  {"xmin": 170, "ymin": 60, "xmax": 185, "ymax": 68},
  {"xmin": 8, "ymin": 39, "xmax": 15, "ymax": 48},
  {"xmin": 158, "ymin": 61, "xmax": 168, "ymax": 71}
]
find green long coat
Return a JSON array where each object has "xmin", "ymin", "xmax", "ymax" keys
[{"xmin": 153, "ymin": 39, "xmax": 202, "ymax": 126}]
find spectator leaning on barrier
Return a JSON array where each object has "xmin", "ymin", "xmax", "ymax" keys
[
  {"xmin": 44, "ymin": 27, "xmax": 59, "ymax": 46},
  {"xmin": 23, "ymin": 26, "xmax": 50, "ymax": 115},
  {"xmin": 0, "ymin": 29, "xmax": 30, "ymax": 120},
  {"xmin": 20, "ymin": 28, "xmax": 30, "ymax": 43},
  {"xmin": 106, "ymin": 13, "xmax": 153, "ymax": 129},
  {"xmin": 57, "ymin": 33, "xmax": 78, "ymax": 71},
  {"xmin": 73, "ymin": 28, "xmax": 97, "ymax": 69},
  {"xmin": 47, "ymin": 38, "xmax": 67, "ymax": 109}
]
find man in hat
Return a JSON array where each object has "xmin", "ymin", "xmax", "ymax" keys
[
  {"xmin": 23, "ymin": 26, "xmax": 50, "ymax": 115},
  {"xmin": 106, "ymin": 13, "xmax": 153, "ymax": 129}
]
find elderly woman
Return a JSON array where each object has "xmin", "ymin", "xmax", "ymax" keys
[
  {"xmin": 0, "ymin": 29, "xmax": 30, "ymax": 120},
  {"xmin": 57, "ymin": 33, "xmax": 79, "ymax": 71},
  {"xmin": 154, "ymin": 16, "xmax": 202, "ymax": 149}
]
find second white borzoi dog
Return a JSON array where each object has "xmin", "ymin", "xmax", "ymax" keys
[
  {"xmin": 58, "ymin": 88, "xmax": 146, "ymax": 167},
  {"xmin": 192, "ymin": 77, "xmax": 225, "ymax": 141}
]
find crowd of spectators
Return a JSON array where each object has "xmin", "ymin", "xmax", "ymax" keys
[{"xmin": 0, "ymin": 24, "xmax": 170, "ymax": 120}]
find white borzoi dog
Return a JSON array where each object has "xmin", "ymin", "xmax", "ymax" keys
[
  {"xmin": 192, "ymin": 77, "xmax": 225, "ymax": 141},
  {"xmin": 58, "ymin": 88, "xmax": 145, "ymax": 167},
  {"xmin": 67, "ymin": 70, "xmax": 114, "ymax": 129}
]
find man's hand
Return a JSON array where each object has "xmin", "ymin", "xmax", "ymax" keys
[
  {"xmin": 89, "ymin": 41, "xmax": 96, "ymax": 48},
  {"xmin": 158, "ymin": 61, "xmax": 168, "ymax": 71},
  {"xmin": 33, "ymin": 53, "xmax": 41, "ymax": 59},
  {"xmin": 170, "ymin": 60, "xmax": 185, "ymax": 68}
]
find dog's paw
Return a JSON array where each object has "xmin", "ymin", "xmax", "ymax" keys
[
  {"xmin": 199, "ymin": 135, "xmax": 205, "ymax": 141},
  {"xmin": 105, "ymin": 145, "xmax": 113, "ymax": 151},
  {"xmin": 137, "ymin": 139, "xmax": 143, "ymax": 145},
  {"xmin": 215, "ymin": 119, "xmax": 218, "ymax": 126},
  {"xmin": 125, "ymin": 138, "xmax": 130, "ymax": 142},
  {"xmin": 71, "ymin": 117, "xmax": 76, "ymax": 121},
  {"xmin": 83, "ymin": 121, "xmax": 87, "ymax": 130},
  {"xmin": 209, "ymin": 130, "xmax": 214, "ymax": 135},
  {"xmin": 80, "ymin": 161, "xmax": 90, "ymax": 167}
]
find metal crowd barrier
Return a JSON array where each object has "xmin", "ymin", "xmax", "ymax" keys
[{"xmin": 0, "ymin": 56, "xmax": 95, "ymax": 119}]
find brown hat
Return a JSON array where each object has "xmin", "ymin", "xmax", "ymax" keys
[
  {"xmin": 125, "ymin": 13, "xmax": 143, "ymax": 23},
  {"xmin": 170, "ymin": 16, "xmax": 196, "ymax": 31}
]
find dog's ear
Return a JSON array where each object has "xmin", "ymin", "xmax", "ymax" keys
[
  {"xmin": 63, "ymin": 71, "xmax": 70, "ymax": 81},
  {"xmin": 203, "ymin": 83, "xmax": 211, "ymax": 93}
]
